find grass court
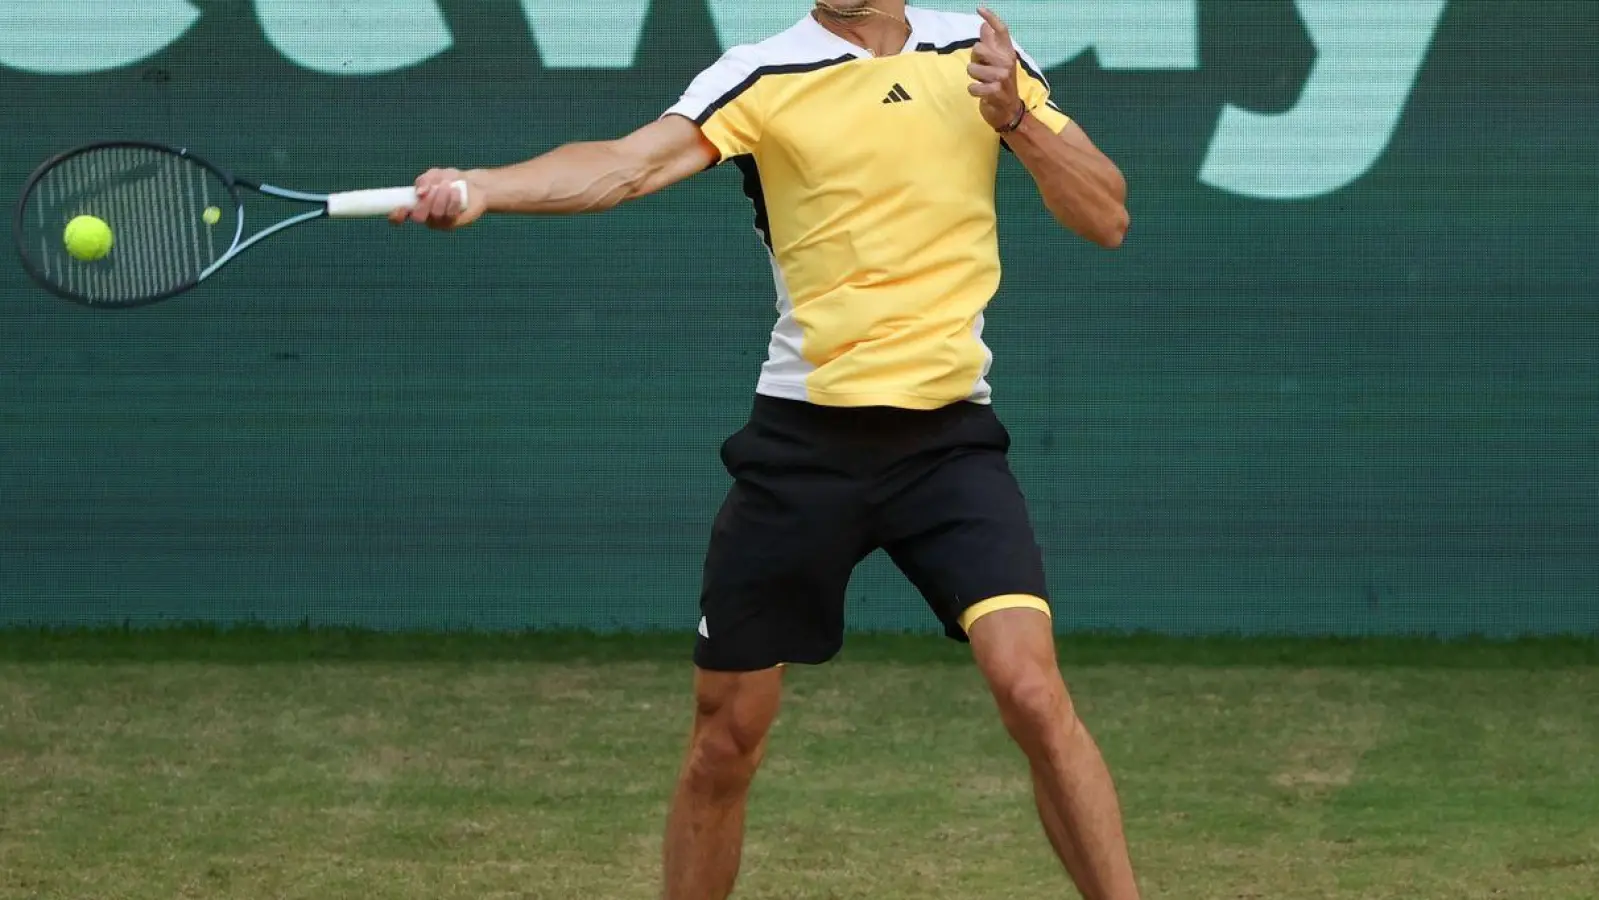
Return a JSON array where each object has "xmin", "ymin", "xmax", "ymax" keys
[{"xmin": 2, "ymin": 630, "xmax": 1596, "ymax": 899}]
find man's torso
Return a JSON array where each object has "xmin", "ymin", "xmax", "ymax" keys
[{"xmin": 665, "ymin": 7, "xmax": 1069, "ymax": 410}]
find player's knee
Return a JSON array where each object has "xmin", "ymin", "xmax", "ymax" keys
[
  {"xmin": 682, "ymin": 686, "xmax": 771, "ymax": 798},
  {"xmin": 991, "ymin": 663, "xmax": 1078, "ymax": 753},
  {"xmin": 685, "ymin": 717, "xmax": 765, "ymax": 798}
]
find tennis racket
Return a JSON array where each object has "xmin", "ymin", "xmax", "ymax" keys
[{"xmin": 12, "ymin": 141, "xmax": 467, "ymax": 309}]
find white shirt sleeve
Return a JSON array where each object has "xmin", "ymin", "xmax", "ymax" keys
[{"xmin": 662, "ymin": 45, "xmax": 767, "ymax": 160}]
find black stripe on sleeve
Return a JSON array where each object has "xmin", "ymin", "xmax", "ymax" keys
[
  {"xmin": 915, "ymin": 37, "xmax": 980, "ymax": 55},
  {"xmin": 915, "ymin": 36, "xmax": 1054, "ymax": 92},
  {"xmin": 693, "ymin": 54, "xmax": 858, "ymax": 126},
  {"xmin": 1016, "ymin": 55, "xmax": 1052, "ymax": 92}
]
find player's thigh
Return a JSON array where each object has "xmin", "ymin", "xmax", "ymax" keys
[
  {"xmin": 881, "ymin": 446, "xmax": 1050, "ymax": 640},
  {"xmin": 697, "ymin": 445, "xmax": 871, "ymax": 671}
]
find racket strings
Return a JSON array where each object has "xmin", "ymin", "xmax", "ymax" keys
[{"xmin": 19, "ymin": 146, "xmax": 234, "ymax": 306}]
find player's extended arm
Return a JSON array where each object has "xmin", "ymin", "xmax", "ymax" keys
[{"xmin": 391, "ymin": 115, "xmax": 719, "ymax": 230}]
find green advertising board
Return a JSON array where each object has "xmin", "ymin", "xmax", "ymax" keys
[{"xmin": 2, "ymin": 1, "xmax": 1595, "ymax": 636}]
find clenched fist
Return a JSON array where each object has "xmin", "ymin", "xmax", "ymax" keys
[{"xmin": 388, "ymin": 167, "xmax": 489, "ymax": 230}]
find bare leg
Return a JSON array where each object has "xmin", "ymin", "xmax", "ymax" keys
[
  {"xmin": 1030, "ymin": 763, "xmax": 1093, "ymax": 888},
  {"xmin": 968, "ymin": 608, "xmax": 1141, "ymax": 900},
  {"xmin": 661, "ymin": 666, "xmax": 784, "ymax": 900}
]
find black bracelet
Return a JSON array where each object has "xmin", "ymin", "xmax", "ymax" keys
[{"xmin": 998, "ymin": 102, "xmax": 1028, "ymax": 134}]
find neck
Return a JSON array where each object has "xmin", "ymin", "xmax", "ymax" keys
[{"xmin": 813, "ymin": 1, "xmax": 910, "ymax": 56}]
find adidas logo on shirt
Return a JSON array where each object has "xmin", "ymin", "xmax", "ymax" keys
[{"xmin": 881, "ymin": 83, "xmax": 913, "ymax": 104}]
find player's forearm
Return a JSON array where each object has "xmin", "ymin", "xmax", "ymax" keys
[
  {"xmin": 470, "ymin": 141, "xmax": 652, "ymax": 215},
  {"xmin": 1006, "ymin": 115, "xmax": 1129, "ymax": 249}
]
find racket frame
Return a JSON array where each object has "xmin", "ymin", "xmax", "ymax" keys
[
  {"xmin": 14, "ymin": 141, "xmax": 249, "ymax": 308},
  {"xmin": 12, "ymin": 140, "xmax": 457, "ymax": 310}
]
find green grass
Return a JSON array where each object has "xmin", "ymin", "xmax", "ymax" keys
[{"xmin": 2, "ymin": 630, "xmax": 1597, "ymax": 899}]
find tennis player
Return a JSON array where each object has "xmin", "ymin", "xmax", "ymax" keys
[{"xmin": 394, "ymin": 2, "xmax": 1138, "ymax": 897}]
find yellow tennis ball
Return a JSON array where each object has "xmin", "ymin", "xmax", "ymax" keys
[
  {"xmin": 63, "ymin": 215, "xmax": 113, "ymax": 262},
  {"xmin": 203, "ymin": 206, "xmax": 221, "ymax": 226}
]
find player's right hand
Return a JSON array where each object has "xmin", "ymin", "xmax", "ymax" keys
[{"xmin": 389, "ymin": 167, "xmax": 488, "ymax": 230}]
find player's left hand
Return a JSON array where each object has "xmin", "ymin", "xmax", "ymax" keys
[{"xmin": 968, "ymin": 7, "xmax": 1024, "ymax": 132}]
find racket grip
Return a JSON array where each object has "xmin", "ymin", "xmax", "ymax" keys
[{"xmin": 326, "ymin": 179, "xmax": 469, "ymax": 218}]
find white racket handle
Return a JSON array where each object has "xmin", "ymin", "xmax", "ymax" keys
[{"xmin": 325, "ymin": 179, "xmax": 469, "ymax": 218}]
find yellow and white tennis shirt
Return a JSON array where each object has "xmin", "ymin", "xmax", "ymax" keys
[{"xmin": 663, "ymin": 6, "xmax": 1070, "ymax": 410}]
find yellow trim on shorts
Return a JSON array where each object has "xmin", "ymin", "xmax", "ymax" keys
[{"xmin": 958, "ymin": 594, "xmax": 1052, "ymax": 633}]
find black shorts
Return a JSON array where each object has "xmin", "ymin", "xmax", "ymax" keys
[{"xmin": 695, "ymin": 395, "xmax": 1051, "ymax": 672}]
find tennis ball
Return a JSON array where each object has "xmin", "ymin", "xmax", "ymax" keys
[
  {"xmin": 63, "ymin": 215, "xmax": 113, "ymax": 262},
  {"xmin": 203, "ymin": 206, "xmax": 221, "ymax": 226}
]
